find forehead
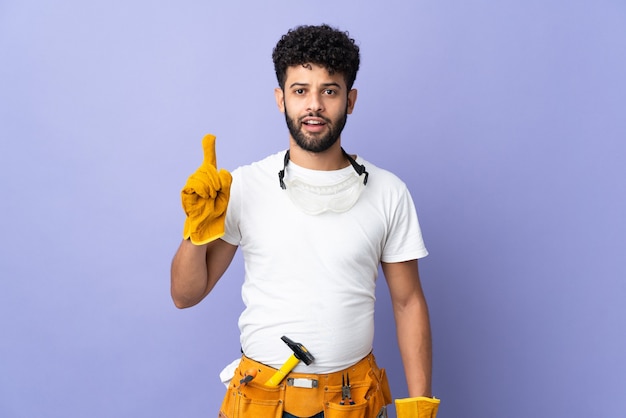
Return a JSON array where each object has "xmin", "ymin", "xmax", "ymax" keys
[{"xmin": 284, "ymin": 63, "xmax": 347, "ymax": 88}]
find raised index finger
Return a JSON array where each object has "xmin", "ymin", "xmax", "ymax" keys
[{"xmin": 201, "ymin": 133, "xmax": 217, "ymax": 169}]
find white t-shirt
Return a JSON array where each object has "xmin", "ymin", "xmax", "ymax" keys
[{"xmin": 222, "ymin": 151, "xmax": 428, "ymax": 373}]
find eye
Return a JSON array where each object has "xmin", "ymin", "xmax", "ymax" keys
[
  {"xmin": 324, "ymin": 89, "xmax": 336, "ymax": 95},
  {"xmin": 294, "ymin": 88, "xmax": 305, "ymax": 95}
]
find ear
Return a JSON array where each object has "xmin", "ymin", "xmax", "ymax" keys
[
  {"xmin": 346, "ymin": 89, "xmax": 358, "ymax": 115},
  {"xmin": 274, "ymin": 87, "xmax": 285, "ymax": 113}
]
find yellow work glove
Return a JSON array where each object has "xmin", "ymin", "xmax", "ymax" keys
[
  {"xmin": 395, "ymin": 396, "xmax": 440, "ymax": 418},
  {"xmin": 181, "ymin": 134, "xmax": 232, "ymax": 245}
]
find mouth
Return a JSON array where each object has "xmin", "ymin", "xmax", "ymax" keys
[
  {"xmin": 301, "ymin": 116, "xmax": 328, "ymax": 132},
  {"xmin": 302, "ymin": 117, "xmax": 327, "ymax": 126}
]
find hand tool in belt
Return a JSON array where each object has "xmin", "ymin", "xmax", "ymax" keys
[
  {"xmin": 239, "ymin": 368, "xmax": 258, "ymax": 386},
  {"xmin": 264, "ymin": 336, "xmax": 315, "ymax": 387},
  {"xmin": 340, "ymin": 373, "xmax": 355, "ymax": 405}
]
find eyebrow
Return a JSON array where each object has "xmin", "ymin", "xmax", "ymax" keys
[{"xmin": 288, "ymin": 82, "xmax": 343, "ymax": 89}]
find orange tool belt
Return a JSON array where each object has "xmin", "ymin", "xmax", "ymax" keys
[{"xmin": 219, "ymin": 352, "xmax": 392, "ymax": 418}]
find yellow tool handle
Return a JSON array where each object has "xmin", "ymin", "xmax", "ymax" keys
[{"xmin": 265, "ymin": 354, "xmax": 300, "ymax": 387}]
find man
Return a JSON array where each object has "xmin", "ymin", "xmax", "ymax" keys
[{"xmin": 171, "ymin": 24, "xmax": 440, "ymax": 418}]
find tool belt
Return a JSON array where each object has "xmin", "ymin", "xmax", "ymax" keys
[{"xmin": 219, "ymin": 352, "xmax": 392, "ymax": 418}]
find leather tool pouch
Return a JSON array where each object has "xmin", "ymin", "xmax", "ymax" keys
[
  {"xmin": 218, "ymin": 363, "xmax": 284, "ymax": 418},
  {"xmin": 323, "ymin": 367, "xmax": 391, "ymax": 418},
  {"xmin": 219, "ymin": 353, "xmax": 391, "ymax": 418}
]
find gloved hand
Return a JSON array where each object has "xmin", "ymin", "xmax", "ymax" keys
[
  {"xmin": 395, "ymin": 396, "xmax": 440, "ymax": 418},
  {"xmin": 181, "ymin": 134, "xmax": 232, "ymax": 245}
]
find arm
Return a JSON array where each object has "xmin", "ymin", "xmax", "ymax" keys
[
  {"xmin": 170, "ymin": 238, "xmax": 237, "ymax": 309},
  {"xmin": 382, "ymin": 259, "xmax": 433, "ymax": 397}
]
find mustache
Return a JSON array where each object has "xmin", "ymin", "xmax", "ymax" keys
[{"xmin": 299, "ymin": 113, "xmax": 331, "ymax": 124}]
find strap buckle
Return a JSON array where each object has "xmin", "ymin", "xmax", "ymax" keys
[{"xmin": 286, "ymin": 377, "xmax": 318, "ymax": 389}]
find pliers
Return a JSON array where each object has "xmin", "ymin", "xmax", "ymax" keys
[{"xmin": 340, "ymin": 373, "xmax": 355, "ymax": 405}]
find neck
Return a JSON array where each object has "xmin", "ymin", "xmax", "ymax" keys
[{"xmin": 288, "ymin": 138, "xmax": 349, "ymax": 170}]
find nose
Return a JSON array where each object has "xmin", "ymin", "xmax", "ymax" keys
[{"xmin": 306, "ymin": 93, "xmax": 324, "ymax": 113}]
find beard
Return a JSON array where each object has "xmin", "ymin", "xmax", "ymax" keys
[{"xmin": 285, "ymin": 105, "xmax": 348, "ymax": 153}]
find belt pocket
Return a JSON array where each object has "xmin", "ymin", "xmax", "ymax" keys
[
  {"xmin": 325, "ymin": 401, "xmax": 368, "ymax": 418},
  {"xmin": 220, "ymin": 379, "xmax": 284, "ymax": 418},
  {"xmin": 323, "ymin": 368, "xmax": 391, "ymax": 418}
]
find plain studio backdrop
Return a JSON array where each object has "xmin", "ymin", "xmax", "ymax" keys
[{"xmin": 1, "ymin": 1, "xmax": 625, "ymax": 417}]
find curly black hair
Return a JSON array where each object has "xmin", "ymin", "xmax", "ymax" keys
[{"xmin": 272, "ymin": 24, "xmax": 360, "ymax": 91}]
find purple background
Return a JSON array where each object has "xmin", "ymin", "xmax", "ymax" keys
[{"xmin": 1, "ymin": 1, "xmax": 625, "ymax": 417}]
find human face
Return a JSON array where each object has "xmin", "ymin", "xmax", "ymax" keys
[{"xmin": 275, "ymin": 64, "xmax": 357, "ymax": 153}]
